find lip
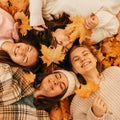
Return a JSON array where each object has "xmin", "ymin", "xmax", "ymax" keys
[{"xmin": 81, "ymin": 61, "xmax": 91, "ymax": 68}]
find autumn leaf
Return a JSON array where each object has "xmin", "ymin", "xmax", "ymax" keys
[
  {"xmin": 14, "ymin": 11, "xmax": 32, "ymax": 36},
  {"xmin": 23, "ymin": 72, "xmax": 36, "ymax": 83},
  {"xmin": 60, "ymin": 98, "xmax": 72, "ymax": 120},
  {"xmin": 40, "ymin": 45, "xmax": 65, "ymax": 67},
  {"xmin": 10, "ymin": 0, "xmax": 29, "ymax": 12},
  {"xmin": 75, "ymin": 80, "xmax": 99, "ymax": 98},
  {"xmin": 65, "ymin": 16, "xmax": 91, "ymax": 44}
]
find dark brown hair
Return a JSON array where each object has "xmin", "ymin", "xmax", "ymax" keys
[
  {"xmin": 0, "ymin": 30, "xmax": 42, "ymax": 73},
  {"xmin": 38, "ymin": 13, "xmax": 71, "ymax": 47},
  {"xmin": 33, "ymin": 72, "xmax": 67, "ymax": 111},
  {"xmin": 64, "ymin": 43, "xmax": 104, "ymax": 84}
]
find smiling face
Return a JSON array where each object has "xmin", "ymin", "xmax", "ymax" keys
[
  {"xmin": 52, "ymin": 29, "xmax": 73, "ymax": 53},
  {"xmin": 70, "ymin": 47, "xmax": 97, "ymax": 74},
  {"xmin": 34, "ymin": 72, "xmax": 68, "ymax": 98},
  {"xmin": 8, "ymin": 43, "xmax": 38, "ymax": 66}
]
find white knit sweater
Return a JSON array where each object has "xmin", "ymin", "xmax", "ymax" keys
[
  {"xmin": 70, "ymin": 66, "xmax": 120, "ymax": 120},
  {"xmin": 29, "ymin": 0, "xmax": 120, "ymax": 43}
]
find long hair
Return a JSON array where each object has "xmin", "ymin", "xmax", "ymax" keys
[
  {"xmin": 0, "ymin": 30, "xmax": 42, "ymax": 73},
  {"xmin": 33, "ymin": 72, "xmax": 67, "ymax": 111},
  {"xmin": 63, "ymin": 42, "xmax": 104, "ymax": 84},
  {"xmin": 38, "ymin": 13, "xmax": 71, "ymax": 47}
]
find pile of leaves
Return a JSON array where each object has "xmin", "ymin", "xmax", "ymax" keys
[{"xmin": 1, "ymin": 1, "xmax": 120, "ymax": 120}]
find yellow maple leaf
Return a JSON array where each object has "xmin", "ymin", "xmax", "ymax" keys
[
  {"xmin": 65, "ymin": 16, "xmax": 91, "ymax": 44},
  {"xmin": 75, "ymin": 80, "xmax": 99, "ymax": 98},
  {"xmin": 40, "ymin": 45, "xmax": 65, "ymax": 67},
  {"xmin": 23, "ymin": 72, "xmax": 36, "ymax": 83},
  {"xmin": 14, "ymin": 11, "xmax": 32, "ymax": 36}
]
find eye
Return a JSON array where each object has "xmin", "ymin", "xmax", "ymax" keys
[
  {"xmin": 59, "ymin": 82, "xmax": 65, "ymax": 91},
  {"xmin": 73, "ymin": 57, "xmax": 80, "ymax": 62},
  {"xmin": 83, "ymin": 52, "xmax": 89, "ymax": 56}
]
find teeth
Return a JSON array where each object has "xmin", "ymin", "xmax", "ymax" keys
[{"xmin": 81, "ymin": 61, "xmax": 90, "ymax": 68}]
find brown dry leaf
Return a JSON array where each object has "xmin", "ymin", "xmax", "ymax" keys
[
  {"xmin": 114, "ymin": 57, "xmax": 120, "ymax": 66},
  {"xmin": 50, "ymin": 104, "xmax": 63, "ymax": 120},
  {"xmin": 60, "ymin": 98, "xmax": 72, "ymax": 120},
  {"xmin": 14, "ymin": 11, "xmax": 32, "ymax": 36},
  {"xmin": 75, "ymin": 80, "xmax": 99, "ymax": 98},
  {"xmin": 23, "ymin": 72, "xmax": 36, "ymax": 83},
  {"xmin": 102, "ymin": 57, "xmax": 113, "ymax": 68},
  {"xmin": 40, "ymin": 45, "xmax": 65, "ymax": 67},
  {"xmin": 65, "ymin": 16, "xmax": 91, "ymax": 44},
  {"xmin": 10, "ymin": 0, "xmax": 29, "ymax": 12}
]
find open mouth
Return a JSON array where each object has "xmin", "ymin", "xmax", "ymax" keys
[{"xmin": 81, "ymin": 61, "xmax": 91, "ymax": 68}]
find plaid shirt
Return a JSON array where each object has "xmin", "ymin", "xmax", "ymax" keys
[{"xmin": 0, "ymin": 63, "xmax": 50, "ymax": 120}]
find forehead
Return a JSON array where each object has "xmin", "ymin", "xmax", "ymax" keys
[{"xmin": 71, "ymin": 47, "xmax": 90, "ymax": 55}]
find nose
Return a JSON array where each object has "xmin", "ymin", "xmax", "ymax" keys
[
  {"xmin": 80, "ymin": 56, "xmax": 85, "ymax": 62},
  {"xmin": 53, "ymin": 80, "xmax": 59, "ymax": 86}
]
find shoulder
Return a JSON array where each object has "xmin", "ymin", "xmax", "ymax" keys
[{"xmin": 102, "ymin": 66, "xmax": 120, "ymax": 78}]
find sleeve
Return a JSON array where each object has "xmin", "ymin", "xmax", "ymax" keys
[
  {"xmin": 0, "ymin": 63, "xmax": 22, "ymax": 105},
  {"xmin": 88, "ymin": 10, "xmax": 119, "ymax": 43},
  {"xmin": 0, "ymin": 63, "xmax": 34, "ymax": 105},
  {"xmin": 70, "ymin": 96, "xmax": 88, "ymax": 120},
  {"xmin": 29, "ymin": 0, "xmax": 45, "ymax": 26},
  {"xmin": 0, "ymin": 104, "xmax": 50, "ymax": 120}
]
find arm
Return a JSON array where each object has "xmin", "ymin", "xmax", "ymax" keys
[
  {"xmin": 0, "ymin": 63, "xmax": 33, "ymax": 105},
  {"xmin": 29, "ymin": 0, "xmax": 45, "ymax": 26},
  {"xmin": 86, "ymin": 10, "xmax": 119, "ymax": 43}
]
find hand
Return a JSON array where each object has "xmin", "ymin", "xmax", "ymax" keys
[
  {"xmin": 92, "ymin": 95, "xmax": 107, "ymax": 117},
  {"xmin": 85, "ymin": 13, "xmax": 98, "ymax": 29},
  {"xmin": 33, "ymin": 24, "xmax": 47, "ymax": 31}
]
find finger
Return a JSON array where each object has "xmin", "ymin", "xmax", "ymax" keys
[
  {"xmin": 42, "ymin": 24, "xmax": 48, "ymax": 29},
  {"xmin": 33, "ymin": 26, "xmax": 45, "ymax": 31}
]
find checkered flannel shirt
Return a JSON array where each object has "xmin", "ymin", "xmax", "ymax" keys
[{"xmin": 0, "ymin": 63, "xmax": 50, "ymax": 120}]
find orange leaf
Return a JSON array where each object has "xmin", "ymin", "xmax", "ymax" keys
[
  {"xmin": 14, "ymin": 12, "xmax": 32, "ymax": 36},
  {"xmin": 65, "ymin": 16, "xmax": 91, "ymax": 44},
  {"xmin": 40, "ymin": 45, "xmax": 65, "ymax": 66},
  {"xmin": 75, "ymin": 80, "xmax": 99, "ymax": 98},
  {"xmin": 23, "ymin": 72, "xmax": 36, "ymax": 83}
]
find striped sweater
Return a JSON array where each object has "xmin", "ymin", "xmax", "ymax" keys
[{"xmin": 70, "ymin": 66, "xmax": 120, "ymax": 120}]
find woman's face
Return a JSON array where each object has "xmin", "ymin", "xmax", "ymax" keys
[
  {"xmin": 52, "ymin": 29, "xmax": 73, "ymax": 53},
  {"xmin": 8, "ymin": 43, "xmax": 38, "ymax": 66},
  {"xmin": 70, "ymin": 47, "xmax": 97, "ymax": 74},
  {"xmin": 34, "ymin": 72, "xmax": 68, "ymax": 98}
]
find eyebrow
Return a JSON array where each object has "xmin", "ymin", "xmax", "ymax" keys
[{"xmin": 71, "ymin": 50, "xmax": 88, "ymax": 62}]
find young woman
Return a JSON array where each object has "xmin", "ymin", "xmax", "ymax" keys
[
  {"xmin": 29, "ymin": 0, "xmax": 119, "ymax": 43},
  {"xmin": 38, "ymin": 13, "xmax": 73, "ymax": 54},
  {"xmin": 0, "ymin": 30, "xmax": 42, "ymax": 73},
  {"xmin": 69, "ymin": 45, "xmax": 120, "ymax": 120},
  {"xmin": 0, "ymin": 63, "xmax": 77, "ymax": 119}
]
